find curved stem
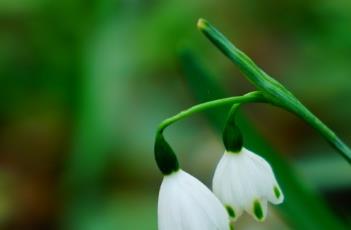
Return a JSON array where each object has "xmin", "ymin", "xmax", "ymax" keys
[
  {"xmin": 154, "ymin": 91, "xmax": 267, "ymax": 174},
  {"xmin": 157, "ymin": 91, "xmax": 267, "ymax": 134},
  {"xmin": 154, "ymin": 91, "xmax": 266, "ymax": 174}
]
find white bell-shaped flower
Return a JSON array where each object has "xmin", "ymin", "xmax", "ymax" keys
[
  {"xmin": 212, "ymin": 148, "xmax": 284, "ymax": 222},
  {"xmin": 158, "ymin": 169, "xmax": 231, "ymax": 230}
]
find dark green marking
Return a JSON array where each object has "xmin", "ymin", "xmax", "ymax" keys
[
  {"xmin": 225, "ymin": 205, "xmax": 236, "ymax": 218},
  {"xmin": 253, "ymin": 200, "xmax": 264, "ymax": 220},
  {"xmin": 274, "ymin": 186, "xmax": 281, "ymax": 199}
]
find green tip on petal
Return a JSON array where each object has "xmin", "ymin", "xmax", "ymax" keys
[
  {"xmin": 274, "ymin": 186, "xmax": 281, "ymax": 199},
  {"xmin": 225, "ymin": 205, "xmax": 236, "ymax": 218},
  {"xmin": 253, "ymin": 200, "xmax": 264, "ymax": 220}
]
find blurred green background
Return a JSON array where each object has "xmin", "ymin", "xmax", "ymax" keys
[{"xmin": 1, "ymin": 0, "xmax": 351, "ymax": 229}]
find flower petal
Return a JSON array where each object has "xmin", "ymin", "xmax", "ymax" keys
[
  {"xmin": 212, "ymin": 148, "xmax": 284, "ymax": 222},
  {"xmin": 245, "ymin": 148, "xmax": 284, "ymax": 204},
  {"xmin": 213, "ymin": 153, "xmax": 246, "ymax": 220},
  {"xmin": 158, "ymin": 170, "xmax": 230, "ymax": 230}
]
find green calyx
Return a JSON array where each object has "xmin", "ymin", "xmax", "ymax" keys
[
  {"xmin": 154, "ymin": 132, "xmax": 179, "ymax": 175},
  {"xmin": 223, "ymin": 118, "xmax": 243, "ymax": 153},
  {"xmin": 223, "ymin": 104, "xmax": 243, "ymax": 153}
]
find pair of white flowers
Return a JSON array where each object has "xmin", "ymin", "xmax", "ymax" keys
[{"xmin": 158, "ymin": 147, "xmax": 284, "ymax": 230}]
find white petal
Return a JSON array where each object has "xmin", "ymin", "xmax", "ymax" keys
[
  {"xmin": 213, "ymin": 151, "xmax": 252, "ymax": 220},
  {"xmin": 245, "ymin": 148, "xmax": 284, "ymax": 204},
  {"xmin": 212, "ymin": 148, "xmax": 284, "ymax": 222},
  {"xmin": 158, "ymin": 170, "xmax": 230, "ymax": 230}
]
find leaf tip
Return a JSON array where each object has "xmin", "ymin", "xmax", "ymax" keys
[{"xmin": 197, "ymin": 18, "xmax": 208, "ymax": 31}]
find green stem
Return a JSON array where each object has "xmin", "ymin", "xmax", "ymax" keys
[
  {"xmin": 157, "ymin": 91, "xmax": 266, "ymax": 135},
  {"xmin": 198, "ymin": 18, "xmax": 351, "ymax": 164},
  {"xmin": 281, "ymin": 102, "xmax": 351, "ymax": 164},
  {"xmin": 154, "ymin": 91, "xmax": 267, "ymax": 174}
]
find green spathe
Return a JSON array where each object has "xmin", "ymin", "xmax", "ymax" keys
[
  {"xmin": 223, "ymin": 104, "xmax": 243, "ymax": 153},
  {"xmin": 154, "ymin": 133, "xmax": 179, "ymax": 175},
  {"xmin": 223, "ymin": 123, "xmax": 243, "ymax": 153}
]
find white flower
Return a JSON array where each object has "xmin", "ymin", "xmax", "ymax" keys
[
  {"xmin": 158, "ymin": 169, "xmax": 231, "ymax": 230},
  {"xmin": 212, "ymin": 148, "xmax": 284, "ymax": 222}
]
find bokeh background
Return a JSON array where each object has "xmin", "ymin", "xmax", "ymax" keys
[{"xmin": 1, "ymin": 0, "xmax": 351, "ymax": 229}]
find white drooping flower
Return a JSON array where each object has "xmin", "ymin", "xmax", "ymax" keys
[
  {"xmin": 212, "ymin": 148, "xmax": 284, "ymax": 222},
  {"xmin": 158, "ymin": 169, "xmax": 231, "ymax": 230}
]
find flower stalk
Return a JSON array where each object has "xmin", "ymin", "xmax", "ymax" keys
[
  {"xmin": 154, "ymin": 91, "xmax": 267, "ymax": 174},
  {"xmin": 157, "ymin": 91, "xmax": 266, "ymax": 134},
  {"xmin": 154, "ymin": 132, "xmax": 179, "ymax": 175}
]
